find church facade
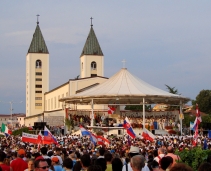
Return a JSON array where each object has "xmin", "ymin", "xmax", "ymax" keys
[{"xmin": 25, "ymin": 20, "xmax": 108, "ymax": 127}]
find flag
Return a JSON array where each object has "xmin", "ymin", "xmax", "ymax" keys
[
  {"xmin": 203, "ymin": 139, "xmax": 208, "ymax": 150},
  {"xmin": 123, "ymin": 117, "xmax": 136, "ymax": 139},
  {"xmin": 208, "ymin": 130, "xmax": 211, "ymax": 139},
  {"xmin": 22, "ymin": 132, "xmax": 38, "ymax": 144},
  {"xmin": 142, "ymin": 128, "xmax": 155, "ymax": 142},
  {"xmin": 108, "ymin": 106, "xmax": 115, "ymax": 114},
  {"xmin": 80, "ymin": 126, "xmax": 92, "ymax": 136},
  {"xmin": 97, "ymin": 135, "xmax": 110, "ymax": 146},
  {"xmin": 195, "ymin": 104, "xmax": 202, "ymax": 124},
  {"xmin": 80, "ymin": 126, "xmax": 97, "ymax": 144},
  {"xmin": 43, "ymin": 126, "xmax": 58, "ymax": 144},
  {"xmin": 90, "ymin": 133, "xmax": 98, "ymax": 145},
  {"xmin": 190, "ymin": 122, "xmax": 194, "ymax": 130},
  {"xmin": 1, "ymin": 123, "xmax": 12, "ymax": 137},
  {"xmin": 37, "ymin": 130, "xmax": 43, "ymax": 151}
]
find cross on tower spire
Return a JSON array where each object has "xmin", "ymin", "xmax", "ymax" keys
[
  {"xmin": 90, "ymin": 17, "xmax": 93, "ymax": 27},
  {"xmin": 122, "ymin": 59, "xmax": 126, "ymax": 68},
  {"xmin": 36, "ymin": 14, "xmax": 40, "ymax": 25}
]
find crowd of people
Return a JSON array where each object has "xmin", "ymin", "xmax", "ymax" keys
[
  {"xmin": 1, "ymin": 132, "xmax": 211, "ymax": 171},
  {"xmin": 68, "ymin": 113, "xmax": 180, "ymax": 131}
]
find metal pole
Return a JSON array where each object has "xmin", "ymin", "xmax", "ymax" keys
[
  {"xmin": 180, "ymin": 100, "xmax": 183, "ymax": 135},
  {"xmin": 91, "ymin": 99, "xmax": 94, "ymax": 126},
  {"xmin": 143, "ymin": 98, "xmax": 145, "ymax": 129}
]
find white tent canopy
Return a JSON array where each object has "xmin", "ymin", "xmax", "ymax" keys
[{"xmin": 60, "ymin": 68, "xmax": 190, "ymax": 105}]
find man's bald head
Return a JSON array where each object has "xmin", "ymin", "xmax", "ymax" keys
[
  {"xmin": 131, "ymin": 155, "xmax": 145, "ymax": 171},
  {"xmin": 167, "ymin": 146, "xmax": 174, "ymax": 153}
]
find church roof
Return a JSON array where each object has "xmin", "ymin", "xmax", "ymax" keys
[
  {"xmin": 80, "ymin": 26, "xmax": 103, "ymax": 57},
  {"xmin": 60, "ymin": 68, "xmax": 190, "ymax": 105},
  {"xmin": 28, "ymin": 23, "xmax": 49, "ymax": 54}
]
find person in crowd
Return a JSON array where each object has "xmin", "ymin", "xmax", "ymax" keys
[
  {"xmin": 160, "ymin": 156, "xmax": 173, "ymax": 171},
  {"xmin": 154, "ymin": 148, "xmax": 165, "ymax": 165},
  {"xmin": 51, "ymin": 157, "xmax": 63, "ymax": 171},
  {"xmin": 198, "ymin": 162, "xmax": 211, "ymax": 171},
  {"xmin": 130, "ymin": 155, "xmax": 146, "ymax": 171},
  {"xmin": 87, "ymin": 165, "xmax": 102, "ymax": 171},
  {"xmin": 148, "ymin": 160, "xmax": 159, "ymax": 171},
  {"xmin": 169, "ymin": 163, "xmax": 193, "ymax": 171},
  {"xmin": 165, "ymin": 146, "xmax": 180, "ymax": 166},
  {"xmin": 62, "ymin": 158, "xmax": 73, "ymax": 171},
  {"xmin": 112, "ymin": 157, "xmax": 123, "ymax": 171},
  {"xmin": 11, "ymin": 149, "xmax": 28, "ymax": 171},
  {"xmin": 122, "ymin": 146, "xmax": 150, "ymax": 171},
  {"xmin": 34, "ymin": 159, "xmax": 50, "ymax": 171},
  {"xmin": 24, "ymin": 159, "xmax": 35, "ymax": 171},
  {"xmin": 0, "ymin": 150, "xmax": 11, "ymax": 171},
  {"xmin": 104, "ymin": 152, "xmax": 112, "ymax": 171},
  {"xmin": 95, "ymin": 158, "xmax": 107, "ymax": 171},
  {"xmin": 98, "ymin": 148, "xmax": 106, "ymax": 159},
  {"xmin": 80, "ymin": 154, "xmax": 91, "ymax": 171},
  {"xmin": 51, "ymin": 148, "xmax": 63, "ymax": 165},
  {"xmin": 41, "ymin": 147, "xmax": 51, "ymax": 159}
]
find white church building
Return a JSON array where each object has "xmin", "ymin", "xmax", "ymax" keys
[{"xmin": 25, "ymin": 20, "xmax": 109, "ymax": 127}]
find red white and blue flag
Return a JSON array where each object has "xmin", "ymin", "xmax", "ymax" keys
[
  {"xmin": 43, "ymin": 126, "xmax": 58, "ymax": 144},
  {"xmin": 123, "ymin": 117, "xmax": 136, "ymax": 139},
  {"xmin": 80, "ymin": 126, "xmax": 97, "ymax": 145},
  {"xmin": 97, "ymin": 135, "xmax": 110, "ymax": 146},
  {"xmin": 192, "ymin": 104, "xmax": 202, "ymax": 131}
]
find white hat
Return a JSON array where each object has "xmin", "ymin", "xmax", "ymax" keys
[{"xmin": 129, "ymin": 146, "xmax": 139, "ymax": 153}]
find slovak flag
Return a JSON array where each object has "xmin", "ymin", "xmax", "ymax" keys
[
  {"xmin": 142, "ymin": 128, "xmax": 155, "ymax": 142},
  {"xmin": 108, "ymin": 106, "xmax": 115, "ymax": 114},
  {"xmin": 123, "ymin": 117, "xmax": 136, "ymax": 139},
  {"xmin": 43, "ymin": 126, "xmax": 58, "ymax": 144},
  {"xmin": 97, "ymin": 135, "xmax": 110, "ymax": 146}
]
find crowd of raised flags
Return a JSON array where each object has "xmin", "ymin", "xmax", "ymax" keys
[{"xmin": 1, "ymin": 105, "xmax": 209, "ymax": 147}]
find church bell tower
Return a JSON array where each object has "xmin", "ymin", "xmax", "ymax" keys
[
  {"xmin": 80, "ymin": 18, "xmax": 104, "ymax": 78},
  {"xmin": 26, "ymin": 16, "xmax": 49, "ymax": 117}
]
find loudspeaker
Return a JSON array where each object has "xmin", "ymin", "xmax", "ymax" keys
[
  {"xmin": 33, "ymin": 122, "xmax": 46, "ymax": 130},
  {"xmin": 152, "ymin": 130, "xmax": 155, "ymax": 134}
]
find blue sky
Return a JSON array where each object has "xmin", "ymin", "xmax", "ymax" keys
[{"xmin": 0, "ymin": 1, "xmax": 211, "ymax": 114}]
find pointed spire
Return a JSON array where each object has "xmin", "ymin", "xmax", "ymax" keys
[
  {"xmin": 28, "ymin": 16, "xmax": 49, "ymax": 54},
  {"xmin": 80, "ymin": 20, "xmax": 103, "ymax": 57}
]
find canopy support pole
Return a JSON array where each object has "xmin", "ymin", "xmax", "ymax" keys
[
  {"xmin": 143, "ymin": 98, "xmax": 145, "ymax": 129},
  {"xmin": 91, "ymin": 99, "xmax": 94, "ymax": 127},
  {"xmin": 180, "ymin": 100, "xmax": 183, "ymax": 135}
]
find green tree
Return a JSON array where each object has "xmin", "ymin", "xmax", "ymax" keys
[
  {"xmin": 165, "ymin": 84, "xmax": 180, "ymax": 95},
  {"xmin": 192, "ymin": 90, "xmax": 211, "ymax": 114}
]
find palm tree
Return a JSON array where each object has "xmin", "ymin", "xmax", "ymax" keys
[{"xmin": 165, "ymin": 84, "xmax": 180, "ymax": 95}]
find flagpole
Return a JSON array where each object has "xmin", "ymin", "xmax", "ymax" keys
[
  {"xmin": 91, "ymin": 99, "xmax": 94, "ymax": 127},
  {"xmin": 143, "ymin": 98, "xmax": 145, "ymax": 130}
]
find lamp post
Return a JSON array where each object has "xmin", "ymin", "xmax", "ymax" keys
[{"xmin": 0, "ymin": 101, "xmax": 22, "ymax": 128}]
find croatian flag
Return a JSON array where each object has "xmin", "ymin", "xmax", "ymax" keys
[
  {"xmin": 108, "ymin": 106, "xmax": 115, "ymax": 114},
  {"xmin": 43, "ymin": 126, "xmax": 58, "ymax": 144},
  {"xmin": 123, "ymin": 117, "xmax": 136, "ymax": 139},
  {"xmin": 97, "ymin": 135, "xmax": 110, "ymax": 146}
]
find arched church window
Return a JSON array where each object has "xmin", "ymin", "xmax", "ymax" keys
[
  {"xmin": 35, "ymin": 60, "xmax": 42, "ymax": 68},
  {"xmin": 91, "ymin": 61, "xmax": 97, "ymax": 70}
]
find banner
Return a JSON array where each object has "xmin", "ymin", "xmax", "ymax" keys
[{"xmin": 22, "ymin": 132, "xmax": 38, "ymax": 144}]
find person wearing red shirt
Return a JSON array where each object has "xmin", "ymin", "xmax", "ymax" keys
[
  {"xmin": 0, "ymin": 150, "xmax": 12, "ymax": 171},
  {"xmin": 10, "ymin": 149, "xmax": 28, "ymax": 171}
]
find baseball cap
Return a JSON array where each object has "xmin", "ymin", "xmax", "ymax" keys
[
  {"xmin": 51, "ymin": 156, "xmax": 59, "ymax": 162},
  {"xmin": 18, "ymin": 149, "xmax": 26, "ymax": 155},
  {"xmin": 129, "ymin": 146, "xmax": 139, "ymax": 153}
]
